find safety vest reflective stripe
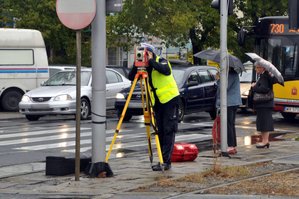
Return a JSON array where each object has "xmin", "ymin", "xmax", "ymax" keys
[{"xmin": 151, "ymin": 56, "xmax": 179, "ymax": 104}]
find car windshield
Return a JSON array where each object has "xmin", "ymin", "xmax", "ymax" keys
[
  {"xmin": 172, "ymin": 69, "xmax": 185, "ymax": 85},
  {"xmin": 43, "ymin": 71, "xmax": 91, "ymax": 86}
]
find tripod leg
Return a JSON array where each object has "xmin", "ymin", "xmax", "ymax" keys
[
  {"xmin": 144, "ymin": 77, "xmax": 164, "ymax": 166},
  {"xmin": 139, "ymin": 77, "xmax": 153, "ymax": 164},
  {"xmin": 144, "ymin": 110, "xmax": 153, "ymax": 164},
  {"xmin": 105, "ymin": 76, "xmax": 139, "ymax": 163},
  {"xmin": 155, "ymin": 134, "xmax": 164, "ymax": 165}
]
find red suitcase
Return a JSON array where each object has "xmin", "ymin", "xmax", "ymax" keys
[{"xmin": 171, "ymin": 143, "xmax": 199, "ymax": 162}]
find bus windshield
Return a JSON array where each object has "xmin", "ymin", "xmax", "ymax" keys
[{"xmin": 260, "ymin": 37, "xmax": 299, "ymax": 80}]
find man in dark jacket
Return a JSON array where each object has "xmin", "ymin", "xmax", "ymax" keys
[{"xmin": 128, "ymin": 43, "xmax": 179, "ymax": 171}]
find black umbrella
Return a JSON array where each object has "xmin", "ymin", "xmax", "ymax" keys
[{"xmin": 194, "ymin": 49, "xmax": 245, "ymax": 74}]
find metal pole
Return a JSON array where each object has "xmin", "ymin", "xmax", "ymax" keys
[
  {"xmin": 75, "ymin": 30, "xmax": 81, "ymax": 181},
  {"xmin": 91, "ymin": 0, "xmax": 106, "ymax": 164},
  {"xmin": 220, "ymin": 0, "xmax": 228, "ymax": 153}
]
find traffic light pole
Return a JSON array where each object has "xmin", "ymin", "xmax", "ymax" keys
[
  {"xmin": 220, "ymin": 0, "xmax": 228, "ymax": 155},
  {"xmin": 87, "ymin": 0, "xmax": 113, "ymax": 177}
]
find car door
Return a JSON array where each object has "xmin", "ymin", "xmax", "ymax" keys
[
  {"xmin": 185, "ymin": 71, "xmax": 205, "ymax": 110},
  {"xmin": 106, "ymin": 69, "xmax": 130, "ymax": 109},
  {"xmin": 198, "ymin": 69, "xmax": 217, "ymax": 107}
]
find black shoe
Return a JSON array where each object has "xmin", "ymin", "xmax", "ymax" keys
[
  {"xmin": 164, "ymin": 163, "xmax": 171, "ymax": 170},
  {"xmin": 256, "ymin": 143, "xmax": 270, "ymax": 149},
  {"xmin": 151, "ymin": 163, "xmax": 171, "ymax": 171},
  {"xmin": 152, "ymin": 163, "xmax": 162, "ymax": 171}
]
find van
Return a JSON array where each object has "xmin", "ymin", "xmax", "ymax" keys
[{"xmin": 0, "ymin": 28, "xmax": 49, "ymax": 111}]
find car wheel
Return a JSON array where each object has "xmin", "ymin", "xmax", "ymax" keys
[
  {"xmin": 209, "ymin": 108, "xmax": 217, "ymax": 120},
  {"xmin": 281, "ymin": 112, "xmax": 296, "ymax": 121},
  {"xmin": 25, "ymin": 115, "xmax": 40, "ymax": 121},
  {"xmin": 178, "ymin": 98, "xmax": 185, "ymax": 122},
  {"xmin": 1, "ymin": 89, "xmax": 23, "ymax": 111},
  {"xmin": 81, "ymin": 98, "xmax": 90, "ymax": 120},
  {"xmin": 117, "ymin": 110, "xmax": 132, "ymax": 121}
]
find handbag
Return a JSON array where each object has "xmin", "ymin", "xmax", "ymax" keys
[{"xmin": 253, "ymin": 90, "xmax": 274, "ymax": 103}]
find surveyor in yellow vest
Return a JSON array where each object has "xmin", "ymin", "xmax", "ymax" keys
[{"xmin": 128, "ymin": 43, "xmax": 179, "ymax": 171}]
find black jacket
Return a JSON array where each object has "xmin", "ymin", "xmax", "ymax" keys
[{"xmin": 252, "ymin": 71, "xmax": 278, "ymax": 108}]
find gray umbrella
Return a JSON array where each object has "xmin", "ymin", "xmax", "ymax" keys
[
  {"xmin": 194, "ymin": 49, "xmax": 245, "ymax": 73},
  {"xmin": 245, "ymin": 53, "xmax": 284, "ymax": 86}
]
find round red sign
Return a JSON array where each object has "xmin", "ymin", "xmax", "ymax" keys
[{"xmin": 56, "ymin": 0, "xmax": 96, "ymax": 30}]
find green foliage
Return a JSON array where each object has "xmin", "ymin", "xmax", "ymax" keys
[{"xmin": 1, "ymin": 0, "xmax": 289, "ymax": 65}]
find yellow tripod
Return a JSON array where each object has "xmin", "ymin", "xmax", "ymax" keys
[{"xmin": 105, "ymin": 67, "xmax": 164, "ymax": 170}]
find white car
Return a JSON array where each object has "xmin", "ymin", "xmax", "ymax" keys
[
  {"xmin": 239, "ymin": 62, "xmax": 254, "ymax": 111},
  {"xmin": 19, "ymin": 68, "xmax": 131, "ymax": 121}
]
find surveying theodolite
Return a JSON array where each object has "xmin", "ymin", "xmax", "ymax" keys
[{"xmin": 105, "ymin": 46, "xmax": 166, "ymax": 171}]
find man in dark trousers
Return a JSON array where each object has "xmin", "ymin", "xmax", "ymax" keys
[{"xmin": 128, "ymin": 43, "xmax": 179, "ymax": 171}]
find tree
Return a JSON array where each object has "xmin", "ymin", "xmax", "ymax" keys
[
  {"xmin": 108, "ymin": 0, "xmax": 288, "ymax": 63},
  {"xmin": 2, "ymin": 0, "xmax": 289, "ymax": 65},
  {"xmin": 106, "ymin": 0, "xmax": 243, "ymax": 64}
]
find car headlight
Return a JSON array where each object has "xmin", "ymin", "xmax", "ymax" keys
[
  {"xmin": 21, "ymin": 95, "xmax": 31, "ymax": 102},
  {"xmin": 116, "ymin": 93, "xmax": 125, "ymax": 99},
  {"xmin": 54, "ymin": 94, "xmax": 72, "ymax": 101}
]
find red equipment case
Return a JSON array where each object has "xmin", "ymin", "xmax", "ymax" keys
[{"xmin": 171, "ymin": 143, "xmax": 199, "ymax": 162}]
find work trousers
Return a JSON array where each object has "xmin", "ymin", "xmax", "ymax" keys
[
  {"xmin": 227, "ymin": 106, "xmax": 238, "ymax": 147},
  {"xmin": 153, "ymin": 96, "xmax": 179, "ymax": 165}
]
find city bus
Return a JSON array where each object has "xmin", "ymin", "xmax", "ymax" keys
[
  {"xmin": 0, "ymin": 28, "xmax": 49, "ymax": 111},
  {"xmin": 252, "ymin": 16, "xmax": 299, "ymax": 120}
]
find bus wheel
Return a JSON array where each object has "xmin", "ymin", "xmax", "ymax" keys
[
  {"xmin": 281, "ymin": 112, "xmax": 296, "ymax": 121},
  {"xmin": 1, "ymin": 90, "xmax": 23, "ymax": 111},
  {"xmin": 209, "ymin": 108, "xmax": 217, "ymax": 120},
  {"xmin": 26, "ymin": 115, "xmax": 40, "ymax": 121}
]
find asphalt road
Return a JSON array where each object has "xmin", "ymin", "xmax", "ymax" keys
[{"xmin": 0, "ymin": 110, "xmax": 298, "ymax": 168}]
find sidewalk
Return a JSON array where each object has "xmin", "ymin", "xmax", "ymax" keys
[{"xmin": 0, "ymin": 138, "xmax": 298, "ymax": 198}]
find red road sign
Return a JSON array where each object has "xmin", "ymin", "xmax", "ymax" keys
[{"xmin": 56, "ymin": 0, "xmax": 96, "ymax": 30}]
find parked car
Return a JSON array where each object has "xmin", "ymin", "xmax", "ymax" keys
[
  {"xmin": 49, "ymin": 65, "xmax": 78, "ymax": 77},
  {"xmin": 115, "ymin": 65, "xmax": 218, "ymax": 121},
  {"xmin": 106, "ymin": 65, "xmax": 130, "ymax": 78},
  {"xmin": 239, "ymin": 62, "xmax": 254, "ymax": 111},
  {"xmin": 19, "ymin": 68, "xmax": 131, "ymax": 121}
]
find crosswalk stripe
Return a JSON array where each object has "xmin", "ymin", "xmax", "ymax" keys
[
  {"xmin": 0, "ymin": 127, "xmax": 90, "ymax": 139},
  {"xmin": 0, "ymin": 129, "xmax": 136, "ymax": 146},
  {"xmin": 12, "ymin": 131, "xmax": 146, "ymax": 151},
  {"xmin": 15, "ymin": 133, "xmax": 210, "ymax": 151}
]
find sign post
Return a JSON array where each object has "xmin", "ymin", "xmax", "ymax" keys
[{"xmin": 56, "ymin": 0, "xmax": 96, "ymax": 181}]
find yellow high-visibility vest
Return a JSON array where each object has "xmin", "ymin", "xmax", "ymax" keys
[{"xmin": 150, "ymin": 56, "xmax": 179, "ymax": 105}]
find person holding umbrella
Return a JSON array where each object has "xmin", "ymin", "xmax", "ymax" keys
[
  {"xmin": 215, "ymin": 67, "xmax": 242, "ymax": 154},
  {"xmin": 251, "ymin": 61, "xmax": 279, "ymax": 148},
  {"xmin": 195, "ymin": 49, "xmax": 245, "ymax": 155}
]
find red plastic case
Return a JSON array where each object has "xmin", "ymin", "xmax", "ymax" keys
[{"xmin": 171, "ymin": 143, "xmax": 199, "ymax": 162}]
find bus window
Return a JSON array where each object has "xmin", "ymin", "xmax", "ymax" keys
[{"xmin": 265, "ymin": 38, "xmax": 299, "ymax": 79}]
